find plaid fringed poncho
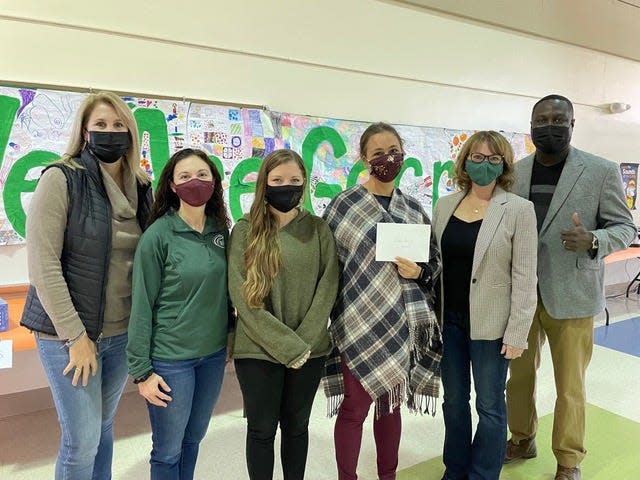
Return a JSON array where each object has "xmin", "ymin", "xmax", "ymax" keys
[{"xmin": 322, "ymin": 185, "xmax": 442, "ymax": 417}]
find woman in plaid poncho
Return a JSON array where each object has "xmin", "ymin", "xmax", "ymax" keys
[{"xmin": 322, "ymin": 122, "xmax": 442, "ymax": 480}]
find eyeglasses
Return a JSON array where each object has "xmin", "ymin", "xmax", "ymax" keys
[{"xmin": 468, "ymin": 153, "xmax": 504, "ymax": 165}]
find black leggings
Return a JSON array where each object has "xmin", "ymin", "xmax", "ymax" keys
[{"xmin": 234, "ymin": 356, "xmax": 325, "ymax": 480}]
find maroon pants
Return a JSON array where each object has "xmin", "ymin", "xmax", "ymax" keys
[{"xmin": 334, "ymin": 360, "xmax": 401, "ymax": 480}]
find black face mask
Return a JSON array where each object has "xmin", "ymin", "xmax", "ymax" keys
[
  {"xmin": 531, "ymin": 125, "xmax": 571, "ymax": 154},
  {"xmin": 87, "ymin": 131, "xmax": 131, "ymax": 164},
  {"xmin": 265, "ymin": 185, "xmax": 304, "ymax": 213}
]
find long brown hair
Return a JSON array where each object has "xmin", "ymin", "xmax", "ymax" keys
[
  {"xmin": 147, "ymin": 148, "xmax": 230, "ymax": 229},
  {"xmin": 243, "ymin": 149, "xmax": 306, "ymax": 308},
  {"xmin": 453, "ymin": 130, "xmax": 515, "ymax": 192}
]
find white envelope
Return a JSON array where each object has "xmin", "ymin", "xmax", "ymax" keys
[{"xmin": 375, "ymin": 223, "xmax": 431, "ymax": 262}]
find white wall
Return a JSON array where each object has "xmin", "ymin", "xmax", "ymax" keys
[
  {"xmin": 404, "ymin": 0, "xmax": 640, "ymax": 62},
  {"xmin": 1, "ymin": 0, "xmax": 640, "ymax": 288}
]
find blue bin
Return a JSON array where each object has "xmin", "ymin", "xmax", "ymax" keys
[{"xmin": 0, "ymin": 298, "xmax": 8, "ymax": 332}]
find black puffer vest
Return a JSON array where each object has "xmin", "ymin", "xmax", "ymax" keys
[{"xmin": 20, "ymin": 149, "xmax": 153, "ymax": 340}]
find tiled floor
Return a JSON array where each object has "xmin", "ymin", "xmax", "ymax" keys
[
  {"xmin": 1, "ymin": 294, "xmax": 639, "ymax": 479},
  {"xmin": 594, "ymin": 316, "xmax": 640, "ymax": 357}
]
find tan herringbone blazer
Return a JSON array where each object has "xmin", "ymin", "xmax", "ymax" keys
[{"xmin": 432, "ymin": 187, "xmax": 538, "ymax": 349}]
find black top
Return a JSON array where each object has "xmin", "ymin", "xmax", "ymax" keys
[
  {"xmin": 441, "ymin": 215, "xmax": 482, "ymax": 331},
  {"xmin": 374, "ymin": 194, "xmax": 392, "ymax": 211},
  {"xmin": 530, "ymin": 158, "xmax": 566, "ymax": 231}
]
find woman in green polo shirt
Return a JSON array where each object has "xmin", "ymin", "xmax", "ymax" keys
[
  {"xmin": 228, "ymin": 149, "xmax": 339, "ymax": 480},
  {"xmin": 126, "ymin": 148, "xmax": 234, "ymax": 480}
]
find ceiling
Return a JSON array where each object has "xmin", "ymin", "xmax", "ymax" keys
[{"xmin": 396, "ymin": 0, "xmax": 640, "ymax": 62}]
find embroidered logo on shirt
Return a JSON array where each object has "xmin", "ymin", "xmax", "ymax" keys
[{"xmin": 212, "ymin": 234, "xmax": 225, "ymax": 249}]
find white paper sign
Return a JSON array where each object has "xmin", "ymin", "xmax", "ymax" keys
[
  {"xmin": 375, "ymin": 223, "xmax": 431, "ymax": 262},
  {"xmin": 0, "ymin": 340, "xmax": 13, "ymax": 369}
]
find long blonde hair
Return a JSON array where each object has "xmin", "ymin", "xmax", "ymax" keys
[
  {"xmin": 61, "ymin": 91, "xmax": 149, "ymax": 185},
  {"xmin": 243, "ymin": 149, "xmax": 306, "ymax": 308}
]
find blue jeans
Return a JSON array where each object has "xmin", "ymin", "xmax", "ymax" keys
[
  {"xmin": 441, "ymin": 313, "xmax": 510, "ymax": 480},
  {"xmin": 36, "ymin": 332, "xmax": 129, "ymax": 480},
  {"xmin": 146, "ymin": 348, "xmax": 226, "ymax": 480}
]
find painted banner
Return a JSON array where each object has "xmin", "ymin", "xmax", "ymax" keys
[
  {"xmin": 620, "ymin": 163, "xmax": 639, "ymax": 210},
  {"xmin": 0, "ymin": 86, "xmax": 535, "ymax": 245}
]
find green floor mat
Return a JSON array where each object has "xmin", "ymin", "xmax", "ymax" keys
[{"xmin": 398, "ymin": 404, "xmax": 640, "ymax": 479}]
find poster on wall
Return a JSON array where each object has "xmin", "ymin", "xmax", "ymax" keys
[
  {"xmin": 0, "ymin": 85, "xmax": 535, "ymax": 246},
  {"xmin": 620, "ymin": 163, "xmax": 638, "ymax": 211}
]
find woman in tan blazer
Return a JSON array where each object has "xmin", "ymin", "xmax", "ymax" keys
[{"xmin": 432, "ymin": 131, "xmax": 538, "ymax": 480}]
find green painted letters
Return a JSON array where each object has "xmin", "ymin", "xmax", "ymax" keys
[
  {"xmin": 3, "ymin": 150, "xmax": 60, "ymax": 238},
  {"xmin": 134, "ymin": 108, "xmax": 170, "ymax": 190},
  {"xmin": 228, "ymin": 157, "xmax": 262, "ymax": 221},
  {"xmin": 0, "ymin": 96, "xmax": 20, "ymax": 173},
  {"xmin": 432, "ymin": 160, "xmax": 454, "ymax": 206},
  {"xmin": 301, "ymin": 127, "xmax": 347, "ymax": 212}
]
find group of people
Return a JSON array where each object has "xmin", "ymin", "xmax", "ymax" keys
[{"xmin": 20, "ymin": 91, "xmax": 634, "ymax": 480}]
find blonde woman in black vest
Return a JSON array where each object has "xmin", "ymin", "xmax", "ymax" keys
[{"xmin": 21, "ymin": 91, "xmax": 152, "ymax": 480}]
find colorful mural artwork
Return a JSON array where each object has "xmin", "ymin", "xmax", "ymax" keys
[{"xmin": 0, "ymin": 86, "xmax": 534, "ymax": 245}]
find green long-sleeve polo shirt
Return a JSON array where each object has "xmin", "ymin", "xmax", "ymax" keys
[
  {"xmin": 127, "ymin": 211, "xmax": 230, "ymax": 378},
  {"xmin": 228, "ymin": 209, "xmax": 339, "ymax": 368}
]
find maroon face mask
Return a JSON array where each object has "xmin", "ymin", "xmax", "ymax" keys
[
  {"xmin": 368, "ymin": 152, "xmax": 404, "ymax": 183},
  {"xmin": 173, "ymin": 178, "xmax": 214, "ymax": 207}
]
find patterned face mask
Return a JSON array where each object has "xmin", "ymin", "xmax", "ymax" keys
[{"xmin": 368, "ymin": 152, "xmax": 405, "ymax": 183}]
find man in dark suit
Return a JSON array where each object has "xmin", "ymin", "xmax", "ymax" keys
[{"xmin": 505, "ymin": 95, "xmax": 635, "ymax": 480}]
